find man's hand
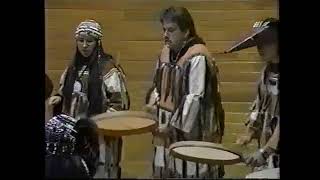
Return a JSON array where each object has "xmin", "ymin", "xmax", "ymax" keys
[
  {"xmin": 152, "ymin": 126, "xmax": 171, "ymax": 138},
  {"xmin": 245, "ymin": 149, "xmax": 267, "ymax": 167},
  {"xmin": 48, "ymin": 96, "xmax": 62, "ymax": 106},
  {"xmin": 143, "ymin": 104, "xmax": 157, "ymax": 115}
]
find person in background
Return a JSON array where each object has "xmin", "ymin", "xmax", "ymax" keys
[
  {"xmin": 45, "ymin": 74, "xmax": 54, "ymax": 122},
  {"xmin": 45, "ymin": 74, "xmax": 53, "ymax": 101}
]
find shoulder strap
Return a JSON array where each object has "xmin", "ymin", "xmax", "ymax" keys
[{"xmin": 177, "ymin": 44, "xmax": 212, "ymax": 67}]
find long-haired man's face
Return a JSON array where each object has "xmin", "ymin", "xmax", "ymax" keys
[
  {"xmin": 162, "ymin": 20, "xmax": 189, "ymax": 53},
  {"xmin": 76, "ymin": 33, "xmax": 97, "ymax": 58}
]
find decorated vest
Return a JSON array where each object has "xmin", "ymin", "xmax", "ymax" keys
[
  {"xmin": 259, "ymin": 67, "xmax": 279, "ymax": 148},
  {"xmin": 154, "ymin": 42, "xmax": 225, "ymax": 143},
  {"xmin": 248, "ymin": 65, "xmax": 279, "ymax": 149},
  {"xmin": 157, "ymin": 44, "xmax": 212, "ymax": 112}
]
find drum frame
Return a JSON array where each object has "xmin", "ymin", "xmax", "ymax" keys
[
  {"xmin": 169, "ymin": 141, "xmax": 243, "ymax": 165},
  {"xmin": 92, "ymin": 111, "xmax": 158, "ymax": 137}
]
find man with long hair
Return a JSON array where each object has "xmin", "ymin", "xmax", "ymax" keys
[{"xmin": 146, "ymin": 7, "xmax": 225, "ymax": 178}]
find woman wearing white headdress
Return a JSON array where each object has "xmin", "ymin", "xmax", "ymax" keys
[{"xmin": 48, "ymin": 19, "xmax": 130, "ymax": 178}]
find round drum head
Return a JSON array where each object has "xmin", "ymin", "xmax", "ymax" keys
[
  {"xmin": 91, "ymin": 111, "xmax": 157, "ymax": 137},
  {"xmin": 246, "ymin": 168, "xmax": 280, "ymax": 179},
  {"xmin": 169, "ymin": 141, "xmax": 242, "ymax": 165}
]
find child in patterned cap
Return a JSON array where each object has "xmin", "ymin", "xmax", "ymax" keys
[{"xmin": 45, "ymin": 114, "xmax": 99, "ymax": 178}]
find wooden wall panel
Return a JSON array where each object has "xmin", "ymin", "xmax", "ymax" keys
[
  {"xmin": 46, "ymin": 0, "xmax": 278, "ymax": 177},
  {"xmin": 46, "ymin": 0, "xmax": 277, "ymax": 11}
]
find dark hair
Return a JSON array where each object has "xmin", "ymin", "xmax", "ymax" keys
[
  {"xmin": 45, "ymin": 156, "xmax": 90, "ymax": 178},
  {"xmin": 263, "ymin": 17, "xmax": 279, "ymax": 32},
  {"xmin": 74, "ymin": 118, "xmax": 100, "ymax": 176},
  {"xmin": 160, "ymin": 6, "xmax": 197, "ymax": 38},
  {"xmin": 62, "ymin": 41, "xmax": 112, "ymax": 116},
  {"xmin": 45, "ymin": 118, "xmax": 99, "ymax": 178},
  {"xmin": 45, "ymin": 74, "xmax": 53, "ymax": 100},
  {"xmin": 255, "ymin": 17, "xmax": 279, "ymax": 46}
]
